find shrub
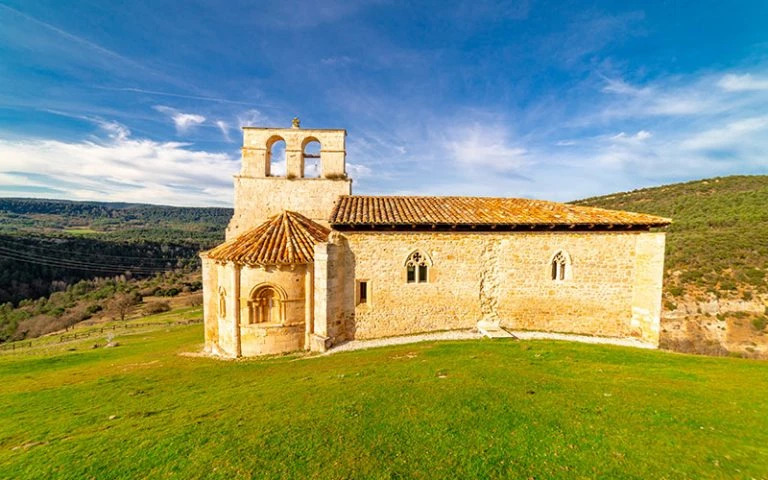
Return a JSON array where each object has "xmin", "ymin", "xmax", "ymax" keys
[
  {"xmin": 752, "ymin": 316, "xmax": 768, "ymax": 331},
  {"xmin": 667, "ymin": 285, "xmax": 684, "ymax": 297},
  {"xmin": 187, "ymin": 294, "xmax": 203, "ymax": 307},
  {"xmin": 741, "ymin": 268, "xmax": 765, "ymax": 286},
  {"xmin": 144, "ymin": 301, "xmax": 171, "ymax": 315},
  {"xmin": 156, "ymin": 287, "xmax": 180, "ymax": 297},
  {"xmin": 139, "ymin": 287, "xmax": 158, "ymax": 297}
]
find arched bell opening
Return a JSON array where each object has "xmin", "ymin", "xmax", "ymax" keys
[
  {"xmin": 302, "ymin": 136, "xmax": 322, "ymax": 178},
  {"xmin": 266, "ymin": 136, "xmax": 287, "ymax": 177}
]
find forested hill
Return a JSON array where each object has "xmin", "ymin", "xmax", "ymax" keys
[
  {"xmin": 0, "ymin": 198, "xmax": 232, "ymax": 305},
  {"xmin": 0, "ymin": 198, "xmax": 232, "ymax": 244},
  {"xmin": 573, "ymin": 175, "xmax": 768, "ymax": 298}
]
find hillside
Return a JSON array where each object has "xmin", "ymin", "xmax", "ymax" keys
[
  {"xmin": 574, "ymin": 175, "xmax": 768, "ymax": 356},
  {"xmin": 0, "ymin": 197, "xmax": 232, "ymax": 244},
  {"xmin": 1, "ymin": 326, "xmax": 766, "ymax": 479},
  {"xmin": 0, "ymin": 198, "xmax": 231, "ymax": 305},
  {"xmin": 574, "ymin": 175, "xmax": 768, "ymax": 296}
]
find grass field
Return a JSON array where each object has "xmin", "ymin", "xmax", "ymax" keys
[
  {"xmin": 1, "ymin": 324, "xmax": 767, "ymax": 479},
  {"xmin": 0, "ymin": 305, "xmax": 202, "ymax": 354}
]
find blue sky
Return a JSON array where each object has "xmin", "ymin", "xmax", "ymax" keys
[{"xmin": 1, "ymin": 0, "xmax": 767, "ymax": 207}]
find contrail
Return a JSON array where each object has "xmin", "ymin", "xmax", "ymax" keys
[{"xmin": 92, "ymin": 86, "xmax": 279, "ymax": 108}]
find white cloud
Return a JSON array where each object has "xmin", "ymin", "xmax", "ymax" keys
[
  {"xmin": 444, "ymin": 124, "xmax": 528, "ymax": 172},
  {"xmin": 153, "ymin": 105, "xmax": 206, "ymax": 133},
  {"xmin": 237, "ymin": 109, "xmax": 272, "ymax": 128},
  {"xmin": 635, "ymin": 130, "xmax": 651, "ymax": 140},
  {"xmin": 0, "ymin": 122, "xmax": 237, "ymax": 206},
  {"xmin": 98, "ymin": 120, "xmax": 131, "ymax": 141},
  {"xmin": 611, "ymin": 130, "xmax": 651, "ymax": 141},
  {"xmin": 601, "ymin": 77, "xmax": 650, "ymax": 96},
  {"xmin": 216, "ymin": 120, "xmax": 232, "ymax": 142},
  {"xmin": 596, "ymin": 73, "xmax": 735, "ymax": 119},
  {"xmin": 347, "ymin": 163, "xmax": 372, "ymax": 178},
  {"xmin": 679, "ymin": 116, "xmax": 768, "ymax": 151},
  {"xmin": 718, "ymin": 73, "xmax": 768, "ymax": 92}
]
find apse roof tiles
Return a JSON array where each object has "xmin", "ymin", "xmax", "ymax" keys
[{"xmin": 205, "ymin": 211, "xmax": 330, "ymax": 265}]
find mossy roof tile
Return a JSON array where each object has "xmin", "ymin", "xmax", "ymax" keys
[
  {"xmin": 205, "ymin": 211, "xmax": 330, "ymax": 265},
  {"xmin": 329, "ymin": 195, "xmax": 671, "ymax": 227}
]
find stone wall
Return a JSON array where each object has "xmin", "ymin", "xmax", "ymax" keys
[
  {"xmin": 312, "ymin": 234, "xmax": 354, "ymax": 351},
  {"xmin": 201, "ymin": 256, "xmax": 220, "ymax": 354},
  {"xmin": 226, "ymin": 177, "xmax": 350, "ymax": 239},
  {"xmin": 201, "ymin": 255, "xmax": 309, "ymax": 357},
  {"xmin": 238, "ymin": 264, "xmax": 308, "ymax": 356},
  {"xmin": 335, "ymin": 230, "xmax": 665, "ymax": 345}
]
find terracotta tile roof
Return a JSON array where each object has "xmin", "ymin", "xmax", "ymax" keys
[
  {"xmin": 205, "ymin": 211, "xmax": 330, "ymax": 265},
  {"xmin": 329, "ymin": 196, "xmax": 671, "ymax": 227}
]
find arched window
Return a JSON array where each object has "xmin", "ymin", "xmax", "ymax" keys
[
  {"xmin": 266, "ymin": 136, "xmax": 286, "ymax": 176},
  {"xmin": 248, "ymin": 285, "xmax": 285, "ymax": 324},
  {"xmin": 551, "ymin": 251, "xmax": 570, "ymax": 281},
  {"xmin": 405, "ymin": 250, "xmax": 431, "ymax": 284},
  {"xmin": 302, "ymin": 137, "xmax": 321, "ymax": 178},
  {"xmin": 218, "ymin": 288, "xmax": 226, "ymax": 318}
]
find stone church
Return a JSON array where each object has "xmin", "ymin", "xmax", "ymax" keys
[{"xmin": 201, "ymin": 120, "xmax": 671, "ymax": 357}]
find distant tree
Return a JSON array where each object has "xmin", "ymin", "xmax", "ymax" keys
[{"xmin": 109, "ymin": 292, "xmax": 140, "ymax": 322}]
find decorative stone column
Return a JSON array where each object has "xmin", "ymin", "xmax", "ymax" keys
[
  {"xmin": 232, "ymin": 263, "xmax": 242, "ymax": 357},
  {"xmin": 311, "ymin": 243, "xmax": 331, "ymax": 352},
  {"xmin": 305, "ymin": 263, "xmax": 314, "ymax": 350}
]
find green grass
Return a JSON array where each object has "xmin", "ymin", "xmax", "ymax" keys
[
  {"xmin": 0, "ymin": 305, "xmax": 202, "ymax": 356},
  {"xmin": 1, "ymin": 326, "xmax": 767, "ymax": 479}
]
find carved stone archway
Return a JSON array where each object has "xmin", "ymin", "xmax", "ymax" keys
[{"xmin": 248, "ymin": 284, "xmax": 286, "ymax": 324}]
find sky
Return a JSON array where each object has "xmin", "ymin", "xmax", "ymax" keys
[{"xmin": 1, "ymin": 0, "xmax": 767, "ymax": 207}]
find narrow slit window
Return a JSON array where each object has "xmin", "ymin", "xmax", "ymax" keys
[
  {"xmin": 358, "ymin": 280, "xmax": 368, "ymax": 305},
  {"xmin": 218, "ymin": 289, "xmax": 226, "ymax": 318}
]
